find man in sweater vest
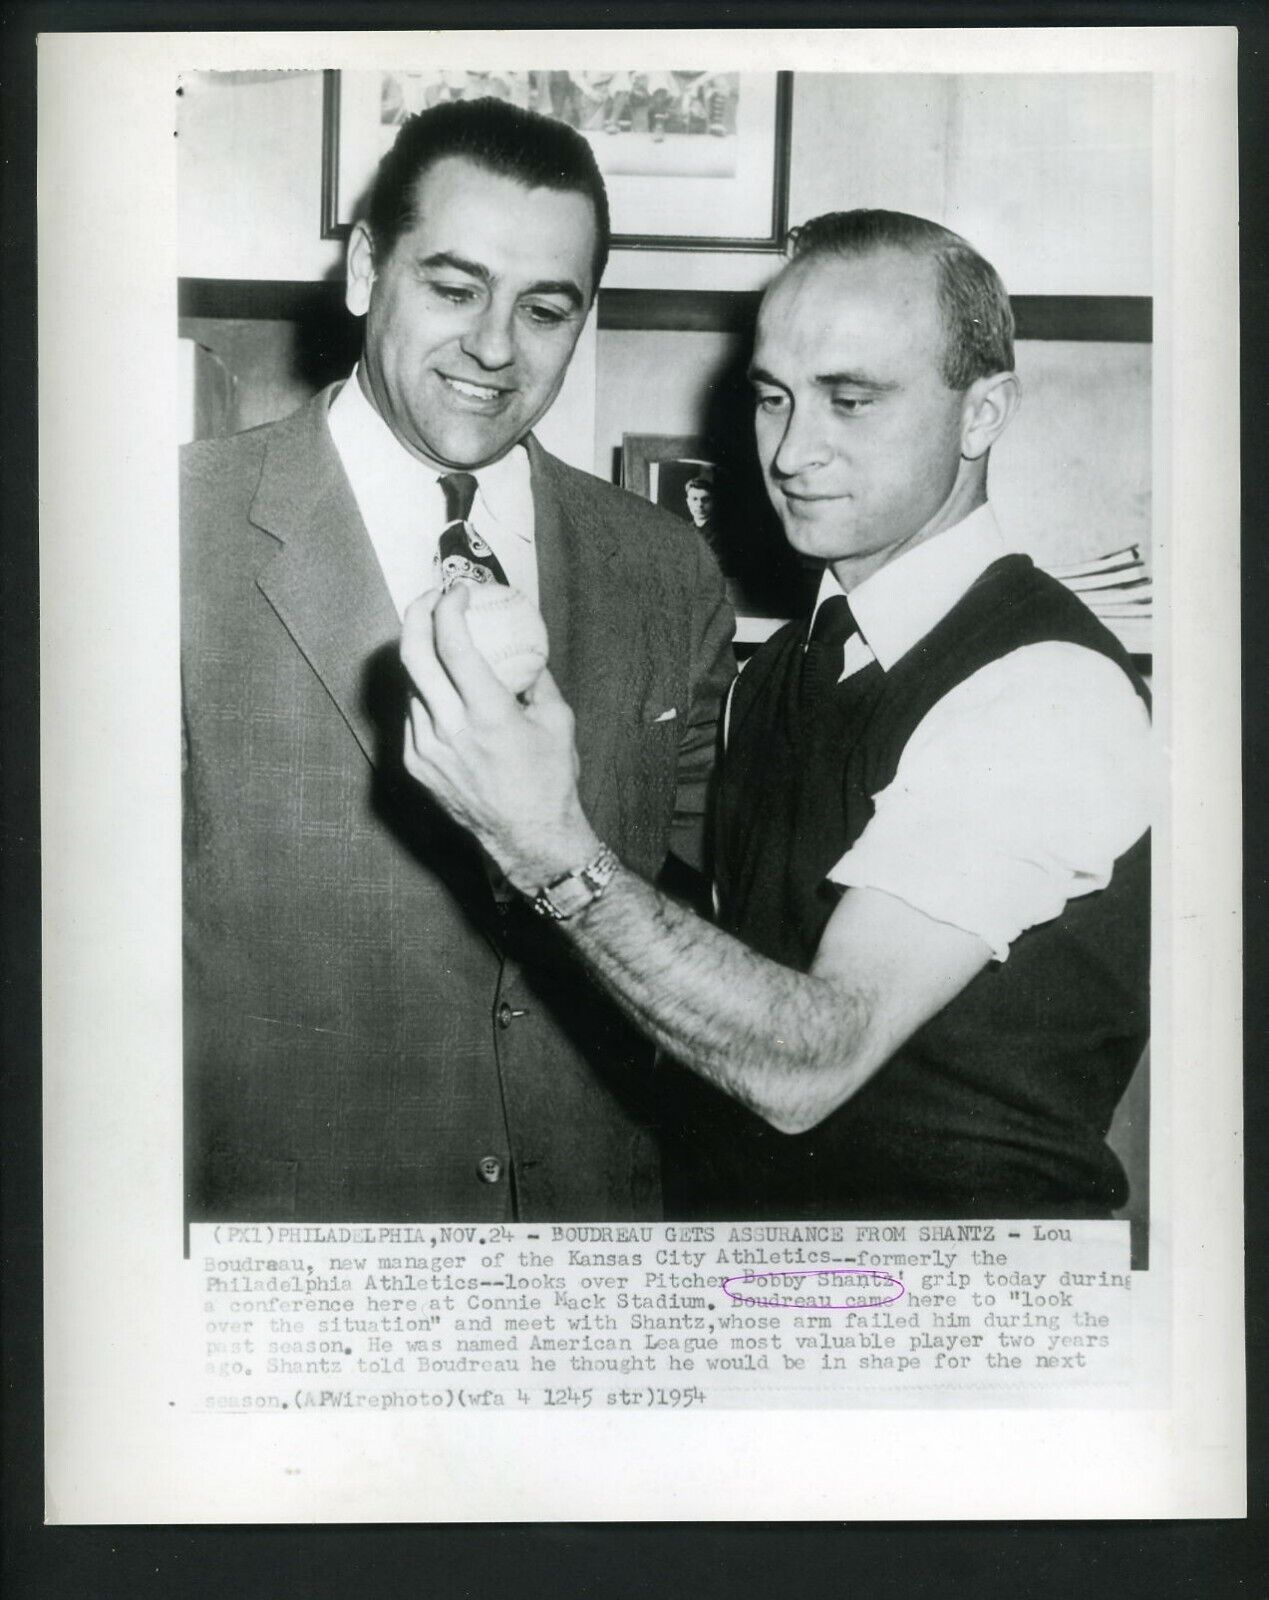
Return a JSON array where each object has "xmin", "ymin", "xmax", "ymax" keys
[{"xmin": 400, "ymin": 209, "xmax": 1152, "ymax": 1221}]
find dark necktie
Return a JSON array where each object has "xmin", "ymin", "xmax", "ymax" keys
[
  {"xmin": 800, "ymin": 592, "xmax": 859, "ymax": 713},
  {"xmin": 436, "ymin": 472, "xmax": 509, "ymax": 589}
]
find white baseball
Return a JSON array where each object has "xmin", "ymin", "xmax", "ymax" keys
[{"xmin": 461, "ymin": 582, "xmax": 550, "ymax": 696}]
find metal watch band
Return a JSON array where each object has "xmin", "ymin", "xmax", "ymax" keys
[{"xmin": 530, "ymin": 845, "xmax": 620, "ymax": 922}]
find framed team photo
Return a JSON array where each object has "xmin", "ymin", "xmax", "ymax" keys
[{"xmin": 323, "ymin": 67, "xmax": 792, "ymax": 249}]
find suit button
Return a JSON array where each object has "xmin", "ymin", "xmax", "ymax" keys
[
  {"xmin": 496, "ymin": 1001, "xmax": 528, "ymax": 1029},
  {"xmin": 477, "ymin": 1155, "xmax": 504, "ymax": 1184}
]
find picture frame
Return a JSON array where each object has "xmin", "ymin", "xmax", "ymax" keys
[
  {"xmin": 620, "ymin": 432, "xmax": 810, "ymax": 645},
  {"xmin": 322, "ymin": 68, "xmax": 792, "ymax": 251}
]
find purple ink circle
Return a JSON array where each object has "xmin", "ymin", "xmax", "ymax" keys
[{"xmin": 721, "ymin": 1266, "xmax": 906, "ymax": 1311}]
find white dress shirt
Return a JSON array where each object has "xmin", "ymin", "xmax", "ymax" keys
[
  {"xmin": 806, "ymin": 504, "xmax": 1152, "ymax": 961},
  {"xmin": 327, "ymin": 367, "xmax": 538, "ymax": 618}
]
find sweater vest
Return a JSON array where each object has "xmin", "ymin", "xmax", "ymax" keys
[{"xmin": 669, "ymin": 555, "xmax": 1151, "ymax": 1221}]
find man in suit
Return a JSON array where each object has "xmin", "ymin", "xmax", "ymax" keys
[
  {"xmin": 400, "ymin": 209, "xmax": 1151, "ymax": 1221},
  {"xmin": 182, "ymin": 99, "xmax": 734, "ymax": 1222}
]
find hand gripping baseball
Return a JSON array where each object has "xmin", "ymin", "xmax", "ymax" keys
[
  {"xmin": 456, "ymin": 580, "xmax": 549, "ymax": 696},
  {"xmin": 400, "ymin": 586, "xmax": 602, "ymax": 891}
]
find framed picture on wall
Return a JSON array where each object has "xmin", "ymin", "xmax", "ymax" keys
[
  {"xmin": 621, "ymin": 432, "xmax": 811, "ymax": 645},
  {"xmin": 322, "ymin": 69, "xmax": 792, "ymax": 250}
]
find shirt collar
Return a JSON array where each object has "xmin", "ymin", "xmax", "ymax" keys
[
  {"xmin": 472, "ymin": 438, "xmax": 534, "ymax": 544},
  {"xmin": 810, "ymin": 504, "xmax": 1017, "ymax": 671},
  {"xmin": 331, "ymin": 365, "xmax": 533, "ymax": 543}
]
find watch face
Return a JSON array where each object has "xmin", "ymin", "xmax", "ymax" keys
[
  {"xmin": 546, "ymin": 877, "xmax": 593, "ymax": 918},
  {"xmin": 534, "ymin": 849, "xmax": 617, "ymax": 921}
]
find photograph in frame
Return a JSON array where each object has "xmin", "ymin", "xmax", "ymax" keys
[
  {"xmin": 324, "ymin": 67, "xmax": 792, "ymax": 248},
  {"xmin": 191, "ymin": 63, "xmax": 1149, "ymax": 1354},
  {"xmin": 182, "ymin": 62, "xmax": 1153, "ymax": 1327},
  {"xmin": 620, "ymin": 430, "xmax": 813, "ymax": 642}
]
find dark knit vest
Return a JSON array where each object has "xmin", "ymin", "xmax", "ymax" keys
[{"xmin": 670, "ymin": 555, "xmax": 1150, "ymax": 1221}]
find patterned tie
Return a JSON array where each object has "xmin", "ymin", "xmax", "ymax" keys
[
  {"xmin": 800, "ymin": 592, "xmax": 859, "ymax": 712},
  {"xmin": 435, "ymin": 472, "xmax": 509, "ymax": 590}
]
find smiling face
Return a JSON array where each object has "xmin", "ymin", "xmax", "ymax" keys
[
  {"xmin": 346, "ymin": 156, "xmax": 597, "ymax": 469},
  {"xmin": 750, "ymin": 248, "xmax": 977, "ymax": 585}
]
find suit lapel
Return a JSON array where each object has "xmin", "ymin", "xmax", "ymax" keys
[
  {"xmin": 528, "ymin": 439, "xmax": 623, "ymax": 830},
  {"xmin": 251, "ymin": 389, "xmax": 400, "ymax": 767},
  {"xmin": 250, "ymin": 412, "xmax": 636, "ymax": 803}
]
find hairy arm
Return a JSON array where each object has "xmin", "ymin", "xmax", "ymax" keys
[
  {"xmin": 554, "ymin": 868, "xmax": 986, "ymax": 1133},
  {"xmin": 401, "ymin": 587, "xmax": 990, "ymax": 1133}
]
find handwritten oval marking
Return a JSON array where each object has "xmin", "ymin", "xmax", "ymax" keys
[{"xmin": 722, "ymin": 1266, "xmax": 906, "ymax": 1311}]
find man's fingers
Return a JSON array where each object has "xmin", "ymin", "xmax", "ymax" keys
[
  {"xmin": 432, "ymin": 584, "xmax": 514, "ymax": 717},
  {"xmin": 523, "ymin": 666, "xmax": 577, "ymax": 739},
  {"xmin": 406, "ymin": 693, "xmax": 436, "ymax": 757},
  {"xmin": 401, "ymin": 587, "xmax": 467, "ymax": 736},
  {"xmin": 404, "ymin": 694, "xmax": 464, "ymax": 797},
  {"xmin": 523, "ymin": 665, "xmax": 566, "ymax": 708}
]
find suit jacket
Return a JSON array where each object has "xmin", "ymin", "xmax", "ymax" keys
[{"xmin": 182, "ymin": 385, "xmax": 734, "ymax": 1222}]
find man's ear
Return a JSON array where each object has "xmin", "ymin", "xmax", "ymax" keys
[
  {"xmin": 345, "ymin": 221, "xmax": 377, "ymax": 318},
  {"xmin": 960, "ymin": 370, "xmax": 1021, "ymax": 461}
]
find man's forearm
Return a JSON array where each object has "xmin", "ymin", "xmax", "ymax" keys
[
  {"xmin": 556, "ymin": 862, "xmax": 875, "ymax": 1135},
  {"xmin": 400, "ymin": 584, "xmax": 874, "ymax": 1132}
]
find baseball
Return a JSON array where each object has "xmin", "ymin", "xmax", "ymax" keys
[{"xmin": 460, "ymin": 582, "xmax": 550, "ymax": 696}]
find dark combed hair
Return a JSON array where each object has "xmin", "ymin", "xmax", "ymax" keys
[
  {"xmin": 364, "ymin": 97, "xmax": 611, "ymax": 292},
  {"xmin": 787, "ymin": 209, "xmax": 1015, "ymax": 389}
]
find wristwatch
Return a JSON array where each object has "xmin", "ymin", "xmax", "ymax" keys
[{"xmin": 531, "ymin": 844, "xmax": 620, "ymax": 922}]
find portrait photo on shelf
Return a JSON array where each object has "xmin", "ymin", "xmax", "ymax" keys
[{"xmin": 621, "ymin": 430, "xmax": 813, "ymax": 645}]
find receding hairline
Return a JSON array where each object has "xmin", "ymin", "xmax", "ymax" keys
[
  {"xmin": 757, "ymin": 241, "xmax": 998, "ymax": 388},
  {"xmin": 379, "ymin": 152, "xmax": 602, "ymax": 255},
  {"xmin": 363, "ymin": 98, "xmax": 612, "ymax": 289},
  {"xmin": 763, "ymin": 240, "xmax": 943, "ymax": 307},
  {"xmin": 373, "ymin": 156, "xmax": 602, "ymax": 307},
  {"xmin": 756, "ymin": 245, "xmax": 948, "ymax": 347}
]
